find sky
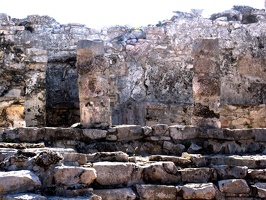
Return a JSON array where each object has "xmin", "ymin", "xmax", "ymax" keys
[{"xmin": 0, "ymin": 0, "xmax": 264, "ymax": 29}]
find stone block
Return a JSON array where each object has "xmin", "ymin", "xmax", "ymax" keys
[
  {"xmin": 54, "ymin": 166, "xmax": 96, "ymax": 185},
  {"xmin": 136, "ymin": 184, "xmax": 177, "ymax": 200},
  {"xmin": 93, "ymin": 162, "xmax": 136, "ymax": 186},
  {"xmin": 17, "ymin": 127, "xmax": 44, "ymax": 142},
  {"xmin": 149, "ymin": 155, "xmax": 191, "ymax": 167},
  {"xmin": 163, "ymin": 141, "xmax": 185, "ymax": 155},
  {"xmin": 193, "ymin": 76, "xmax": 220, "ymax": 97},
  {"xmin": 169, "ymin": 125, "xmax": 198, "ymax": 140},
  {"xmin": 82, "ymin": 129, "xmax": 107, "ymax": 140},
  {"xmin": 218, "ymin": 179, "xmax": 250, "ymax": 194},
  {"xmin": 80, "ymin": 97, "xmax": 111, "ymax": 128},
  {"xmin": 44, "ymin": 127, "xmax": 81, "ymax": 141},
  {"xmin": 116, "ymin": 125, "xmax": 143, "ymax": 141},
  {"xmin": 93, "ymin": 188, "xmax": 136, "ymax": 200},
  {"xmin": 0, "ymin": 170, "xmax": 41, "ymax": 194},
  {"xmin": 61, "ymin": 152, "xmax": 87, "ymax": 165},
  {"xmin": 255, "ymin": 182, "xmax": 266, "ymax": 198},
  {"xmin": 143, "ymin": 162, "xmax": 181, "ymax": 184},
  {"xmin": 151, "ymin": 124, "xmax": 169, "ymax": 135},
  {"xmin": 254, "ymin": 128, "xmax": 266, "ymax": 142},
  {"xmin": 248, "ymin": 169, "xmax": 266, "ymax": 180},
  {"xmin": 194, "ymin": 57, "xmax": 218, "ymax": 75},
  {"xmin": 213, "ymin": 165, "xmax": 248, "ymax": 179},
  {"xmin": 180, "ymin": 168, "xmax": 216, "ymax": 183},
  {"xmin": 192, "ymin": 39, "xmax": 219, "ymax": 57},
  {"xmin": 3, "ymin": 193, "xmax": 47, "ymax": 200},
  {"xmin": 78, "ymin": 75, "xmax": 109, "ymax": 100},
  {"xmin": 182, "ymin": 183, "xmax": 216, "ymax": 199},
  {"xmin": 89, "ymin": 151, "xmax": 129, "ymax": 162}
]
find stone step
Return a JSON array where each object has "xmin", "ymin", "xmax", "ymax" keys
[{"xmin": 1, "ymin": 127, "xmax": 266, "ymax": 156}]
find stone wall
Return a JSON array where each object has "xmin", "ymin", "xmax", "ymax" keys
[{"xmin": 0, "ymin": 6, "xmax": 265, "ymax": 128}]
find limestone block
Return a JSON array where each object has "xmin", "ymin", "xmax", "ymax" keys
[
  {"xmin": 180, "ymin": 168, "xmax": 216, "ymax": 183},
  {"xmin": 82, "ymin": 129, "xmax": 107, "ymax": 140},
  {"xmin": 142, "ymin": 126, "xmax": 152, "ymax": 136},
  {"xmin": 248, "ymin": 169, "xmax": 266, "ymax": 180},
  {"xmin": 162, "ymin": 141, "xmax": 185, "ymax": 155},
  {"xmin": 151, "ymin": 124, "xmax": 169, "ymax": 135},
  {"xmin": 218, "ymin": 179, "xmax": 250, "ymax": 194},
  {"xmin": 78, "ymin": 75, "xmax": 109, "ymax": 100},
  {"xmin": 182, "ymin": 153, "xmax": 207, "ymax": 167},
  {"xmin": 194, "ymin": 57, "xmax": 218, "ymax": 75},
  {"xmin": 44, "ymin": 127, "xmax": 81, "ymax": 141},
  {"xmin": 80, "ymin": 97, "xmax": 111, "ymax": 128},
  {"xmin": 192, "ymin": 39, "xmax": 219, "ymax": 57},
  {"xmin": 90, "ymin": 151, "xmax": 128, "ymax": 162},
  {"xmin": 116, "ymin": 125, "xmax": 143, "ymax": 141},
  {"xmin": 54, "ymin": 166, "xmax": 96, "ymax": 185},
  {"xmin": 61, "ymin": 152, "xmax": 87, "ymax": 165},
  {"xmin": 5, "ymin": 104, "xmax": 25, "ymax": 128},
  {"xmin": 17, "ymin": 127, "xmax": 44, "ymax": 142},
  {"xmin": 0, "ymin": 170, "xmax": 41, "ymax": 194},
  {"xmin": 193, "ymin": 76, "xmax": 220, "ymax": 97},
  {"xmin": 255, "ymin": 183, "xmax": 266, "ymax": 198},
  {"xmin": 254, "ymin": 128, "xmax": 266, "ymax": 142},
  {"xmin": 25, "ymin": 92, "xmax": 46, "ymax": 127},
  {"xmin": 182, "ymin": 183, "xmax": 216, "ymax": 199},
  {"xmin": 169, "ymin": 125, "xmax": 198, "ymax": 140},
  {"xmin": 213, "ymin": 165, "xmax": 248, "ymax": 179},
  {"xmin": 93, "ymin": 162, "xmax": 136, "ymax": 186},
  {"xmin": 3, "ymin": 193, "xmax": 47, "ymax": 200},
  {"xmin": 143, "ymin": 162, "xmax": 181, "ymax": 184},
  {"xmin": 93, "ymin": 188, "xmax": 136, "ymax": 200},
  {"xmin": 149, "ymin": 155, "xmax": 191, "ymax": 166},
  {"xmin": 136, "ymin": 184, "xmax": 177, "ymax": 200}
]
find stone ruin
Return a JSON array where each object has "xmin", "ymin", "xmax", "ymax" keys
[{"xmin": 0, "ymin": 5, "xmax": 265, "ymax": 200}]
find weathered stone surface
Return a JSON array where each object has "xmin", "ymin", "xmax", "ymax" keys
[
  {"xmin": 3, "ymin": 193, "xmax": 47, "ymax": 200},
  {"xmin": 89, "ymin": 151, "xmax": 128, "ymax": 162},
  {"xmin": 218, "ymin": 179, "xmax": 250, "ymax": 194},
  {"xmin": 143, "ymin": 162, "xmax": 181, "ymax": 184},
  {"xmin": 54, "ymin": 166, "xmax": 96, "ymax": 185},
  {"xmin": 162, "ymin": 141, "xmax": 185, "ymax": 155},
  {"xmin": 17, "ymin": 127, "xmax": 44, "ymax": 142},
  {"xmin": 151, "ymin": 124, "xmax": 169, "ymax": 135},
  {"xmin": 149, "ymin": 155, "xmax": 191, "ymax": 166},
  {"xmin": 213, "ymin": 165, "xmax": 248, "ymax": 179},
  {"xmin": 47, "ymin": 195, "xmax": 101, "ymax": 200},
  {"xmin": 255, "ymin": 182, "xmax": 266, "ymax": 198},
  {"xmin": 182, "ymin": 183, "xmax": 216, "ymax": 199},
  {"xmin": 61, "ymin": 152, "xmax": 87, "ymax": 165},
  {"xmin": 180, "ymin": 168, "xmax": 216, "ymax": 183},
  {"xmin": 248, "ymin": 169, "xmax": 266, "ymax": 180},
  {"xmin": 44, "ymin": 128, "xmax": 81, "ymax": 141},
  {"xmin": 34, "ymin": 151, "xmax": 63, "ymax": 169},
  {"xmin": 93, "ymin": 188, "xmax": 136, "ymax": 200},
  {"xmin": 136, "ymin": 184, "xmax": 177, "ymax": 200},
  {"xmin": 116, "ymin": 125, "xmax": 143, "ymax": 141},
  {"xmin": 93, "ymin": 162, "xmax": 136, "ymax": 186},
  {"xmin": 0, "ymin": 170, "xmax": 41, "ymax": 194},
  {"xmin": 82, "ymin": 129, "xmax": 107, "ymax": 140},
  {"xmin": 169, "ymin": 125, "xmax": 198, "ymax": 140}
]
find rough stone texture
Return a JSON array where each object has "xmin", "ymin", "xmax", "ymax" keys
[
  {"xmin": 2, "ymin": 193, "xmax": 47, "ymax": 200},
  {"xmin": 54, "ymin": 166, "xmax": 96, "ymax": 185},
  {"xmin": 218, "ymin": 179, "xmax": 250, "ymax": 194},
  {"xmin": 93, "ymin": 162, "xmax": 136, "ymax": 186},
  {"xmin": 136, "ymin": 184, "xmax": 177, "ymax": 200},
  {"xmin": 180, "ymin": 168, "xmax": 216, "ymax": 183},
  {"xmin": 181, "ymin": 183, "xmax": 216, "ymax": 199},
  {"xmin": 93, "ymin": 188, "xmax": 136, "ymax": 200},
  {"xmin": 0, "ymin": 170, "xmax": 41, "ymax": 194},
  {"xmin": 143, "ymin": 162, "xmax": 181, "ymax": 184},
  {"xmin": 213, "ymin": 165, "xmax": 248, "ymax": 179},
  {"xmin": 255, "ymin": 182, "xmax": 266, "ymax": 198}
]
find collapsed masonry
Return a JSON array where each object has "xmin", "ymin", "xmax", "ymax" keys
[
  {"xmin": 0, "ymin": 5, "xmax": 266, "ymax": 200},
  {"xmin": 0, "ymin": 5, "xmax": 265, "ymax": 129}
]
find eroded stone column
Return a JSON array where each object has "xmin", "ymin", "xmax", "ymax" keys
[
  {"xmin": 25, "ymin": 48, "xmax": 47, "ymax": 127},
  {"xmin": 192, "ymin": 39, "xmax": 221, "ymax": 128},
  {"xmin": 77, "ymin": 40, "xmax": 111, "ymax": 128}
]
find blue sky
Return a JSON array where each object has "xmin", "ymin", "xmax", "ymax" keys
[{"xmin": 0, "ymin": 0, "xmax": 264, "ymax": 28}]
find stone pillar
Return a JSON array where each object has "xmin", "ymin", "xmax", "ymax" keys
[
  {"xmin": 192, "ymin": 39, "xmax": 221, "ymax": 128},
  {"xmin": 25, "ymin": 48, "xmax": 47, "ymax": 127},
  {"xmin": 77, "ymin": 40, "xmax": 111, "ymax": 128}
]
